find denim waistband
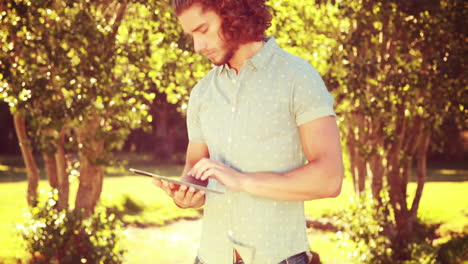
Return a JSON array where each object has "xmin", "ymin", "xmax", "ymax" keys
[
  {"xmin": 194, "ymin": 251, "xmax": 309, "ymax": 264},
  {"xmin": 278, "ymin": 251, "xmax": 309, "ymax": 264}
]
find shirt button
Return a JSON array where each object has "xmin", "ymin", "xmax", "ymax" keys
[
  {"xmin": 232, "ymin": 79, "xmax": 236, "ymax": 84},
  {"xmin": 231, "ymin": 107, "xmax": 236, "ymax": 113},
  {"xmin": 228, "ymin": 137, "xmax": 232, "ymax": 143}
]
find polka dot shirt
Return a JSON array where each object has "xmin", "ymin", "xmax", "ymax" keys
[{"xmin": 187, "ymin": 37, "xmax": 335, "ymax": 264}]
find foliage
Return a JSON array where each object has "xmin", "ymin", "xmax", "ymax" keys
[
  {"xmin": 305, "ymin": 0, "xmax": 467, "ymax": 260},
  {"xmin": 333, "ymin": 192, "xmax": 443, "ymax": 264},
  {"xmin": 403, "ymin": 242, "xmax": 438, "ymax": 264},
  {"xmin": 436, "ymin": 232, "xmax": 468, "ymax": 264},
  {"xmin": 117, "ymin": 2, "xmax": 211, "ymax": 157},
  {"xmin": 314, "ymin": 0, "xmax": 466, "ymax": 189},
  {"xmin": 0, "ymin": 0, "xmax": 212, "ymax": 214},
  {"xmin": 0, "ymin": 0, "xmax": 214, "ymax": 163},
  {"xmin": 119, "ymin": 2, "xmax": 211, "ymax": 108},
  {"xmin": 267, "ymin": 0, "xmax": 340, "ymax": 75},
  {"xmin": 17, "ymin": 189, "xmax": 125, "ymax": 264},
  {"xmin": 333, "ymin": 193, "xmax": 394, "ymax": 263}
]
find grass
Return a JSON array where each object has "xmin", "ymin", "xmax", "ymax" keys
[{"xmin": 0, "ymin": 154, "xmax": 467, "ymax": 263}]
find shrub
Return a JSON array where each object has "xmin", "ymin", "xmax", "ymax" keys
[
  {"xmin": 333, "ymin": 193, "xmax": 395, "ymax": 264},
  {"xmin": 402, "ymin": 242, "xmax": 438, "ymax": 264},
  {"xmin": 332, "ymin": 192, "xmax": 440, "ymax": 264},
  {"xmin": 436, "ymin": 232, "xmax": 468, "ymax": 264},
  {"xmin": 17, "ymin": 189, "xmax": 126, "ymax": 264}
]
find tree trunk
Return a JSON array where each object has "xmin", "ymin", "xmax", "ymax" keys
[
  {"xmin": 55, "ymin": 127, "xmax": 69, "ymax": 210},
  {"xmin": 76, "ymin": 159, "xmax": 103, "ymax": 216},
  {"xmin": 393, "ymin": 210, "xmax": 413, "ymax": 261},
  {"xmin": 74, "ymin": 116, "xmax": 104, "ymax": 216},
  {"xmin": 13, "ymin": 111, "xmax": 39, "ymax": 207},
  {"xmin": 75, "ymin": 159, "xmax": 95, "ymax": 216},
  {"xmin": 43, "ymin": 154, "xmax": 58, "ymax": 189},
  {"xmin": 92, "ymin": 166, "xmax": 104, "ymax": 210},
  {"xmin": 410, "ymin": 133, "xmax": 430, "ymax": 219},
  {"xmin": 369, "ymin": 155, "xmax": 384, "ymax": 204},
  {"xmin": 167, "ymin": 126, "xmax": 176, "ymax": 155},
  {"xmin": 387, "ymin": 122, "xmax": 430, "ymax": 261},
  {"xmin": 155, "ymin": 102, "xmax": 170, "ymax": 160},
  {"xmin": 42, "ymin": 129, "xmax": 59, "ymax": 189},
  {"xmin": 356, "ymin": 158, "xmax": 366, "ymax": 194},
  {"xmin": 346, "ymin": 119, "xmax": 366, "ymax": 195}
]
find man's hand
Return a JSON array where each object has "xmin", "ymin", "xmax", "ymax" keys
[
  {"xmin": 188, "ymin": 158, "xmax": 247, "ymax": 192},
  {"xmin": 152, "ymin": 179, "xmax": 205, "ymax": 208}
]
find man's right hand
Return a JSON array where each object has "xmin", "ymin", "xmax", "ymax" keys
[{"xmin": 152, "ymin": 179, "xmax": 206, "ymax": 208}]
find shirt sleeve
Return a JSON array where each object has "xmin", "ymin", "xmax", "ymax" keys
[
  {"xmin": 293, "ymin": 63, "xmax": 335, "ymax": 126},
  {"xmin": 186, "ymin": 85, "xmax": 205, "ymax": 143}
]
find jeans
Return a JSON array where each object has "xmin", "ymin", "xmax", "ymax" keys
[{"xmin": 194, "ymin": 251, "xmax": 309, "ymax": 264}]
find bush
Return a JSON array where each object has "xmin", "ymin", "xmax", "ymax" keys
[
  {"xmin": 333, "ymin": 193, "xmax": 395, "ymax": 264},
  {"xmin": 332, "ymin": 192, "xmax": 440, "ymax": 264},
  {"xmin": 402, "ymin": 242, "xmax": 438, "ymax": 264},
  {"xmin": 436, "ymin": 232, "xmax": 468, "ymax": 264},
  {"xmin": 17, "ymin": 189, "xmax": 126, "ymax": 264}
]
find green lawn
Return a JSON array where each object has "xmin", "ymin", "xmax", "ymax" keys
[{"xmin": 0, "ymin": 157, "xmax": 467, "ymax": 263}]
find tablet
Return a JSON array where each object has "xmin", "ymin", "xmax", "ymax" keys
[{"xmin": 129, "ymin": 168, "xmax": 224, "ymax": 195}]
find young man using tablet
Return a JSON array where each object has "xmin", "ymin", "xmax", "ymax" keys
[{"xmin": 153, "ymin": 1, "xmax": 344, "ymax": 263}]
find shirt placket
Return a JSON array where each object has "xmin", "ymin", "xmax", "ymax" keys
[
  {"xmin": 225, "ymin": 69, "xmax": 258, "ymax": 263},
  {"xmin": 225, "ymin": 70, "xmax": 241, "ymax": 167}
]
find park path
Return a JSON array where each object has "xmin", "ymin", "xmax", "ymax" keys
[
  {"xmin": 123, "ymin": 219, "xmax": 202, "ymax": 264},
  {"xmin": 122, "ymin": 219, "xmax": 344, "ymax": 264}
]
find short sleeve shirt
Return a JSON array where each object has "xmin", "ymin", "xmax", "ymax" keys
[{"xmin": 187, "ymin": 37, "xmax": 335, "ymax": 264}]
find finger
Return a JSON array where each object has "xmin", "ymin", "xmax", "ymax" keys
[
  {"xmin": 161, "ymin": 181, "xmax": 175, "ymax": 196},
  {"xmin": 193, "ymin": 190, "xmax": 205, "ymax": 201},
  {"xmin": 190, "ymin": 158, "xmax": 209, "ymax": 179},
  {"xmin": 163, "ymin": 180, "xmax": 177, "ymax": 191},
  {"xmin": 190, "ymin": 190, "xmax": 205, "ymax": 205},
  {"xmin": 173, "ymin": 185, "xmax": 188, "ymax": 202},
  {"xmin": 200, "ymin": 168, "xmax": 217, "ymax": 181},
  {"xmin": 195, "ymin": 162, "xmax": 213, "ymax": 180},
  {"xmin": 152, "ymin": 179, "xmax": 162, "ymax": 187},
  {"xmin": 155, "ymin": 179, "xmax": 171, "ymax": 194},
  {"xmin": 184, "ymin": 186, "xmax": 196, "ymax": 201},
  {"xmin": 178, "ymin": 184, "xmax": 188, "ymax": 192},
  {"xmin": 170, "ymin": 183, "xmax": 181, "ymax": 192},
  {"xmin": 187, "ymin": 159, "xmax": 202, "ymax": 177},
  {"xmin": 161, "ymin": 180, "xmax": 169, "ymax": 189}
]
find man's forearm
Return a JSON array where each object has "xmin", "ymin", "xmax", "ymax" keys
[{"xmin": 240, "ymin": 158, "xmax": 343, "ymax": 201}]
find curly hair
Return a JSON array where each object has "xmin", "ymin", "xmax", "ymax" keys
[{"xmin": 172, "ymin": 0, "xmax": 272, "ymax": 44}]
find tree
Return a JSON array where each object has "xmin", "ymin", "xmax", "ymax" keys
[
  {"xmin": 311, "ymin": 0, "xmax": 466, "ymax": 260},
  {"xmin": 0, "ymin": 0, "xmax": 154, "ymax": 215},
  {"xmin": 0, "ymin": 0, "xmax": 213, "ymax": 215}
]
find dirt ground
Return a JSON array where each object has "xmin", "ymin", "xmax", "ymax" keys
[
  {"xmin": 123, "ymin": 219, "xmax": 202, "ymax": 264},
  {"xmin": 122, "ymin": 219, "xmax": 344, "ymax": 264}
]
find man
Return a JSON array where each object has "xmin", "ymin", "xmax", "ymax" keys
[{"xmin": 153, "ymin": 1, "xmax": 344, "ymax": 263}]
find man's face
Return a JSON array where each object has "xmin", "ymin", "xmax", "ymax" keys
[{"xmin": 178, "ymin": 3, "xmax": 238, "ymax": 66}]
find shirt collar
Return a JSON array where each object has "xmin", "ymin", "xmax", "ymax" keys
[
  {"xmin": 247, "ymin": 36, "xmax": 277, "ymax": 71},
  {"xmin": 219, "ymin": 36, "xmax": 278, "ymax": 73}
]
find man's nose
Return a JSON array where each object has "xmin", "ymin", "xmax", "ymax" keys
[{"xmin": 193, "ymin": 37, "xmax": 206, "ymax": 53}]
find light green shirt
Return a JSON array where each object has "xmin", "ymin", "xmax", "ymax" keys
[{"xmin": 187, "ymin": 37, "xmax": 335, "ymax": 264}]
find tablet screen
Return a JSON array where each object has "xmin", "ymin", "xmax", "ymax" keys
[{"xmin": 129, "ymin": 168, "xmax": 224, "ymax": 195}]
